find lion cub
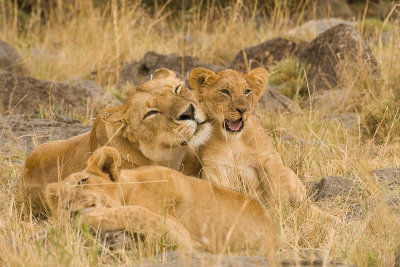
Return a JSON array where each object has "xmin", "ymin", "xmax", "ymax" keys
[
  {"xmin": 187, "ymin": 67, "xmax": 306, "ymax": 203},
  {"xmin": 46, "ymin": 147, "xmax": 277, "ymax": 257}
]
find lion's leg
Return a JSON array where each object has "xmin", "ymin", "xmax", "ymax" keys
[
  {"xmin": 260, "ymin": 154, "xmax": 341, "ymax": 223},
  {"xmin": 260, "ymin": 152, "xmax": 306, "ymax": 204},
  {"xmin": 79, "ymin": 206, "xmax": 193, "ymax": 252},
  {"xmin": 201, "ymin": 157, "xmax": 231, "ymax": 188},
  {"xmin": 201, "ymin": 163, "xmax": 232, "ymax": 188}
]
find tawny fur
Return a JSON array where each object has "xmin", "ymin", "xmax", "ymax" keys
[
  {"xmin": 184, "ymin": 67, "xmax": 306, "ymax": 203},
  {"xmin": 17, "ymin": 68, "xmax": 212, "ymax": 217},
  {"xmin": 46, "ymin": 147, "xmax": 277, "ymax": 258}
]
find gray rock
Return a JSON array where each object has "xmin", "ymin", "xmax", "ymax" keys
[
  {"xmin": 372, "ymin": 168, "xmax": 400, "ymax": 188},
  {"xmin": 310, "ymin": 176, "xmax": 361, "ymax": 201},
  {"xmin": 289, "ymin": 19, "xmax": 356, "ymax": 40},
  {"xmin": 297, "ymin": 24, "xmax": 379, "ymax": 91},
  {"xmin": 0, "ymin": 40, "xmax": 27, "ymax": 74},
  {"xmin": 345, "ymin": 203, "xmax": 363, "ymax": 221},
  {"xmin": 97, "ymin": 230, "xmax": 145, "ymax": 251},
  {"xmin": 323, "ymin": 113, "xmax": 360, "ymax": 129},
  {"xmin": 65, "ymin": 78, "xmax": 121, "ymax": 110},
  {"xmin": 0, "ymin": 115, "xmax": 90, "ymax": 156},
  {"xmin": 0, "ymin": 72, "xmax": 92, "ymax": 115},
  {"xmin": 119, "ymin": 51, "xmax": 225, "ymax": 85},
  {"xmin": 229, "ymin": 38, "xmax": 299, "ymax": 73},
  {"xmin": 258, "ymin": 86, "xmax": 300, "ymax": 114}
]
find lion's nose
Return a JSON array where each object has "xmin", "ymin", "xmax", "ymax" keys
[
  {"xmin": 236, "ymin": 108, "xmax": 247, "ymax": 115},
  {"xmin": 178, "ymin": 104, "xmax": 195, "ymax": 121}
]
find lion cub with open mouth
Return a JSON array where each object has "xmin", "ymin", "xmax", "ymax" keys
[
  {"xmin": 46, "ymin": 147, "xmax": 277, "ymax": 257},
  {"xmin": 186, "ymin": 67, "xmax": 306, "ymax": 204}
]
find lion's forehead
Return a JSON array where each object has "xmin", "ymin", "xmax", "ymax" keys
[
  {"xmin": 139, "ymin": 79, "xmax": 184, "ymax": 92},
  {"xmin": 62, "ymin": 171, "xmax": 103, "ymax": 187},
  {"xmin": 63, "ymin": 172, "xmax": 87, "ymax": 184},
  {"xmin": 215, "ymin": 74, "xmax": 249, "ymax": 91},
  {"xmin": 132, "ymin": 91, "xmax": 195, "ymax": 112}
]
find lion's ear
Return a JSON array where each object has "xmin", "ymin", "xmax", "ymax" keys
[
  {"xmin": 152, "ymin": 68, "xmax": 176, "ymax": 80},
  {"xmin": 46, "ymin": 183, "xmax": 60, "ymax": 214},
  {"xmin": 100, "ymin": 106, "xmax": 128, "ymax": 126},
  {"xmin": 245, "ymin": 68, "xmax": 268, "ymax": 99},
  {"xmin": 87, "ymin": 147, "xmax": 122, "ymax": 182},
  {"xmin": 189, "ymin": 68, "xmax": 216, "ymax": 90}
]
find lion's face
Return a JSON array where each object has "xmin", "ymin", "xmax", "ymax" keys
[
  {"xmin": 189, "ymin": 68, "xmax": 268, "ymax": 136},
  {"xmin": 46, "ymin": 147, "xmax": 122, "ymax": 216},
  {"xmin": 46, "ymin": 171, "xmax": 119, "ymax": 216},
  {"xmin": 104, "ymin": 69, "xmax": 212, "ymax": 162}
]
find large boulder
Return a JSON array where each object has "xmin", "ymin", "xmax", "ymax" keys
[
  {"xmin": 0, "ymin": 72, "xmax": 93, "ymax": 115},
  {"xmin": 229, "ymin": 38, "xmax": 298, "ymax": 73},
  {"xmin": 0, "ymin": 115, "xmax": 90, "ymax": 157},
  {"xmin": 0, "ymin": 40, "xmax": 27, "ymax": 75},
  {"xmin": 119, "ymin": 51, "xmax": 224, "ymax": 85},
  {"xmin": 296, "ymin": 24, "xmax": 379, "ymax": 91}
]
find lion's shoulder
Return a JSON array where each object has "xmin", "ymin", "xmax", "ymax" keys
[{"xmin": 25, "ymin": 132, "xmax": 90, "ymax": 170}]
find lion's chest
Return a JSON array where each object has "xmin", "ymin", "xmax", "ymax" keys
[{"xmin": 201, "ymin": 140, "xmax": 260, "ymax": 194}]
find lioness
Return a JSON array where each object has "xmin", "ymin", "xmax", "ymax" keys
[
  {"xmin": 46, "ymin": 147, "xmax": 277, "ymax": 258},
  {"xmin": 18, "ymin": 68, "xmax": 212, "ymax": 217},
  {"xmin": 186, "ymin": 67, "xmax": 306, "ymax": 203}
]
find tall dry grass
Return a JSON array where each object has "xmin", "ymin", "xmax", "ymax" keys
[{"xmin": 1, "ymin": 1, "xmax": 400, "ymax": 266}]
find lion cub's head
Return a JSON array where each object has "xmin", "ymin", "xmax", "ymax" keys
[
  {"xmin": 189, "ymin": 68, "xmax": 268, "ymax": 135},
  {"xmin": 46, "ymin": 147, "xmax": 122, "ymax": 216},
  {"xmin": 101, "ymin": 68, "xmax": 212, "ymax": 163}
]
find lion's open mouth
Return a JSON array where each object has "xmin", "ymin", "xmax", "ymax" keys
[{"xmin": 223, "ymin": 118, "xmax": 244, "ymax": 133}]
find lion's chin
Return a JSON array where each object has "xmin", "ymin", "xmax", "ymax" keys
[{"xmin": 186, "ymin": 122, "xmax": 212, "ymax": 148}]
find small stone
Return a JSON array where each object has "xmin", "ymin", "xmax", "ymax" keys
[{"xmin": 311, "ymin": 176, "xmax": 361, "ymax": 201}]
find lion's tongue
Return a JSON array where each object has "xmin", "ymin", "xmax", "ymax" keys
[{"xmin": 226, "ymin": 119, "xmax": 242, "ymax": 131}]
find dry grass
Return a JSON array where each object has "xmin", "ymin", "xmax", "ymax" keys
[{"xmin": 1, "ymin": 1, "xmax": 400, "ymax": 266}]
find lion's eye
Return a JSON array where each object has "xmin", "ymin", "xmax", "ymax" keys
[
  {"xmin": 78, "ymin": 178, "xmax": 88, "ymax": 185},
  {"xmin": 143, "ymin": 110, "xmax": 160, "ymax": 119},
  {"xmin": 245, "ymin": 89, "xmax": 252, "ymax": 96},
  {"xmin": 175, "ymin": 84, "xmax": 182, "ymax": 95},
  {"xmin": 219, "ymin": 89, "xmax": 231, "ymax": 97}
]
